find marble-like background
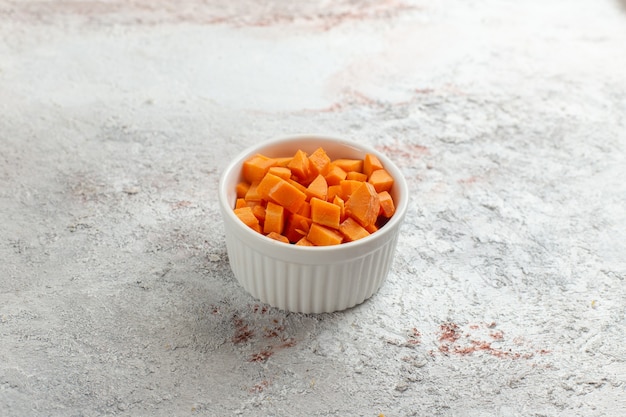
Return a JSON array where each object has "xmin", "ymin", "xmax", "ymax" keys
[{"xmin": 1, "ymin": 0, "xmax": 625, "ymax": 415}]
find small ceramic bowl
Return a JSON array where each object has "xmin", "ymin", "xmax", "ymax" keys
[{"xmin": 218, "ymin": 134, "xmax": 408, "ymax": 313}]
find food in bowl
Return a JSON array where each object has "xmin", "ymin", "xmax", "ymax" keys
[
  {"xmin": 218, "ymin": 135, "xmax": 408, "ymax": 313},
  {"xmin": 231, "ymin": 146, "xmax": 397, "ymax": 246}
]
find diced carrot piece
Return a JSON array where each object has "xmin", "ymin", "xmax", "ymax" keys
[
  {"xmin": 308, "ymin": 147, "xmax": 331, "ymax": 176},
  {"xmin": 242, "ymin": 154, "xmax": 277, "ymax": 183},
  {"xmin": 244, "ymin": 181, "xmax": 262, "ymax": 202},
  {"xmin": 340, "ymin": 180, "xmax": 362, "ymax": 200},
  {"xmin": 252, "ymin": 205, "xmax": 266, "ymax": 222},
  {"xmin": 333, "ymin": 195, "xmax": 346, "ymax": 222},
  {"xmin": 365, "ymin": 222, "xmax": 378, "ymax": 233},
  {"xmin": 287, "ymin": 178, "xmax": 308, "ymax": 194},
  {"xmin": 310, "ymin": 197, "xmax": 341, "ymax": 229},
  {"xmin": 325, "ymin": 164, "xmax": 347, "ymax": 186},
  {"xmin": 332, "ymin": 158, "xmax": 363, "ymax": 173},
  {"xmin": 307, "ymin": 223, "xmax": 343, "ymax": 246},
  {"xmin": 295, "ymin": 237, "xmax": 314, "ymax": 246},
  {"xmin": 296, "ymin": 200, "xmax": 311, "ymax": 218},
  {"xmin": 236, "ymin": 181, "xmax": 250, "ymax": 198},
  {"xmin": 284, "ymin": 213, "xmax": 312, "ymax": 243},
  {"xmin": 346, "ymin": 171, "xmax": 367, "ymax": 181},
  {"xmin": 339, "ymin": 217, "xmax": 370, "ymax": 242},
  {"xmin": 327, "ymin": 184, "xmax": 342, "ymax": 201},
  {"xmin": 346, "ymin": 182, "xmax": 380, "ymax": 227},
  {"xmin": 288, "ymin": 150, "xmax": 314, "ymax": 184},
  {"xmin": 363, "ymin": 153, "xmax": 384, "ymax": 177},
  {"xmin": 268, "ymin": 166, "xmax": 292, "ymax": 180},
  {"xmin": 270, "ymin": 181, "xmax": 307, "ymax": 213},
  {"xmin": 378, "ymin": 191, "xmax": 395, "ymax": 217},
  {"xmin": 305, "ymin": 174, "xmax": 328, "ymax": 201},
  {"xmin": 235, "ymin": 198, "xmax": 247, "ymax": 209},
  {"xmin": 368, "ymin": 169, "xmax": 394, "ymax": 193},
  {"xmin": 234, "ymin": 206, "xmax": 261, "ymax": 233},
  {"xmin": 263, "ymin": 201, "xmax": 285, "ymax": 235},
  {"xmin": 256, "ymin": 173, "xmax": 284, "ymax": 201},
  {"xmin": 257, "ymin": 173, "xmax": 307, "ymax": 213},
  {"xmin": 274, "ymin": 157, "xmax": 293, "ymax": 167},
  {"xmin": 266, "ymin": 231, "xmax": 289, "ymax": 244}
]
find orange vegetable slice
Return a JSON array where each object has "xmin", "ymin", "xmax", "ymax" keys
[
  {"xmin": 308, "ymin": 147, "xmax": 331, "ymax": 176},
  {"xmin": 284, "ymin": 213, "xmax": 313, "ymax": 243},
  {"xmin": 368, "ymin": 169, "xmax": 394, "ymax": 193},
  {"xmin": 345, "ymin": 182, "xmax": 380, "ymax": 228},
  {"xmin": 307, "ymin": 223, "xmax": 343, "ymax": 246},
  {"xmin": 339, "ymin": 217, "xmax": 370, "ymax": 242},
  {"xmin": 310, "ymin": 197, "xmax": 341, "ymax": 229},
  {"xmin": 266, "ymin": 231, "xmax": 289, "ymax": 244},
  {"xmin": 242, "ymin": 154, "xmax": 277, "ymax": 183},
  {"xmin": 332, "ymin": 158, "xmax": 363, "ymax": 173},
  {"xmin": 378, "ymin": 191, "xmax": 395, "ymax": 217},
  {"xmin": 234, "ymin": 206, "xmax": 261, "ymax": 233},
  {"xmin": 363, "ymin": 153, "xmax": 384, "ymax": 177},
  {"xmin": 263, "ymin": 201, "xmax": 285, "ymax": 235},
  {"xmin": 305, "ymin": 174, "xmax": 328, "ymax": 201}
]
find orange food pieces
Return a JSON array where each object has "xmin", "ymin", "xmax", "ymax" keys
[
  {"xmin": 368, "ymin": 169, "xmax": 394, "ymax": 193},
  {"xmin": 305, "ymin": 174, "xmax": 328, "ymax": 201},
  {"xmin": 233, "ymin": 146, "xmax": 397, "ymax": 246},
  {"xmin": 234, "ymin": 206, "xmax": 261, "ymax": 233},
  {"xmin": 243, "ymin": 154, "xmax": 277, "ymax": 183},
  {"xmin": 263, "ymin": 202, "xmax": 285, "ymax": 235},
  {"xmin": 339, "ymin": 217, "xmax": 370, "ymax": 242},
  {"xmin": 345, "ymin": 182, "xmax": 380, "ymax": 228},
  {"xmin": 378, "ymin": 191, "xmax": 396, "ymax": 218},
  {"xmin": 310, "ymin": 197, "xmax": 341, "ymax": 229},
  {"xmin": 307, "ymin": 223, "xmax": 343, "ymax": 246},
  {"xmin": 363, "ymin": 153, "xmax": 384, "ymax": 177},
  {"xmin": 308, "ymin": 147, "xmax": 332, "ymax": 176}
]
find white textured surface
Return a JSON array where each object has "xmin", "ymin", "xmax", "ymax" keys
[{"xmin": 1, "ymin": 0, "xmax": 625, "ymax": 416}]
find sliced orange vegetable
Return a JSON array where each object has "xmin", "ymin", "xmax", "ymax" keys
[
  {"xmin": 287, "ymin": 178, "xmax": 308, "ymax": 194},
  {"xmin": 266, "ymin": 231, "xmax": 289, "ymax": 244},
  {"xmin": 263, "ymin": 201, "xmax": 285, "ymax": 235},
  {"xmin": 346, "ymin": 171, "xmax": 367, "ymax": 182},
  {"xmin": 274, "ymin": 157, "xmax": 293, "ymax": 167},
  {"xmin": 333, "ymin": 195, "xmax": 346, "ymax": 222},
  {"xmin": 327, "ymin": 184, "xmax": 342, "ymax": 201},
  {"xmin": 332, "ymin": 158, "xmax": 363, "ymax": 173},
  {"xmin": 295, "ymin": 237, "xmax": 314, "ymax": 246},
  {"xmin": 307, "ymin": 223, "xmax": 343, "ymax": 246},
  {"xmin": 368, "ymin": 169, "xmax": 394, "ymax": 193},
  {"xmin": 244, "ymin": 181, "xmax": 262, "ymax": 202},
  {"xmin": 340, "ymin": 179, "xmax": 363, "ymax": 200},
  {"xmin": 235, "ymin": 198, "xmax": 247, "ymax": 209},
  {"xmin": 256, "ymin": 173, "xmax": 283, "ymax": 200},
  {"xmin": 268, "ymin": 166, "xmax": 292, "ymax": 180},
  {"xmin": 378, "ymin": 191, "xmax": 395, "ymax": 217},
  {"xmin": 236, "ymin": 181, "xmax": 250, "ymax": 198},
  {"xmin": 310, "ymin": 197, "xmax": 341, "ymax": 229},
  {"xmin": 284, "ymin": 213, "xmax": 312, "ymax": 243},
  {"xmin": 252, "ymin": 205, "xmax": 266, "ymax": 222},
  {"xmin": 339, "ymin": 217, "xmax": 370, "ymax": 242},
  {"xmin": 324, "ymin": 164, "xmax": 347, "ymax": 186},
  {"xmin": 345, "ymin": 182, "xmax": 380, "ymax": 228},
  {"xmin": 305, "ymin": 174, "xmax": 328, "ymax": 201},
  {"xmin": 234, "ymin": 206, "xmax": 261, "ymax": 233},
  {"xmin": 308, "ymin": 147, "xmax": 331, "ymax": 176},
  {"xmin": 288, "ymin": 150, "xmax": 313, "ymax": 184},
  {"xmin": 363, "ymin": 153, "xmax": 384, "ymax": 177},
  {"xmin": 242, "ymin": 154, "xmax": 276, "ymax": 183},
  {"xmin": 296, "ymin": 200, "xmax": 311, "ymax": 218}
]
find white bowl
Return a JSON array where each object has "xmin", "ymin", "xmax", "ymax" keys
[{"xmin": 218, "ymin": 134, "xmax": 409, "ymax": 313}]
